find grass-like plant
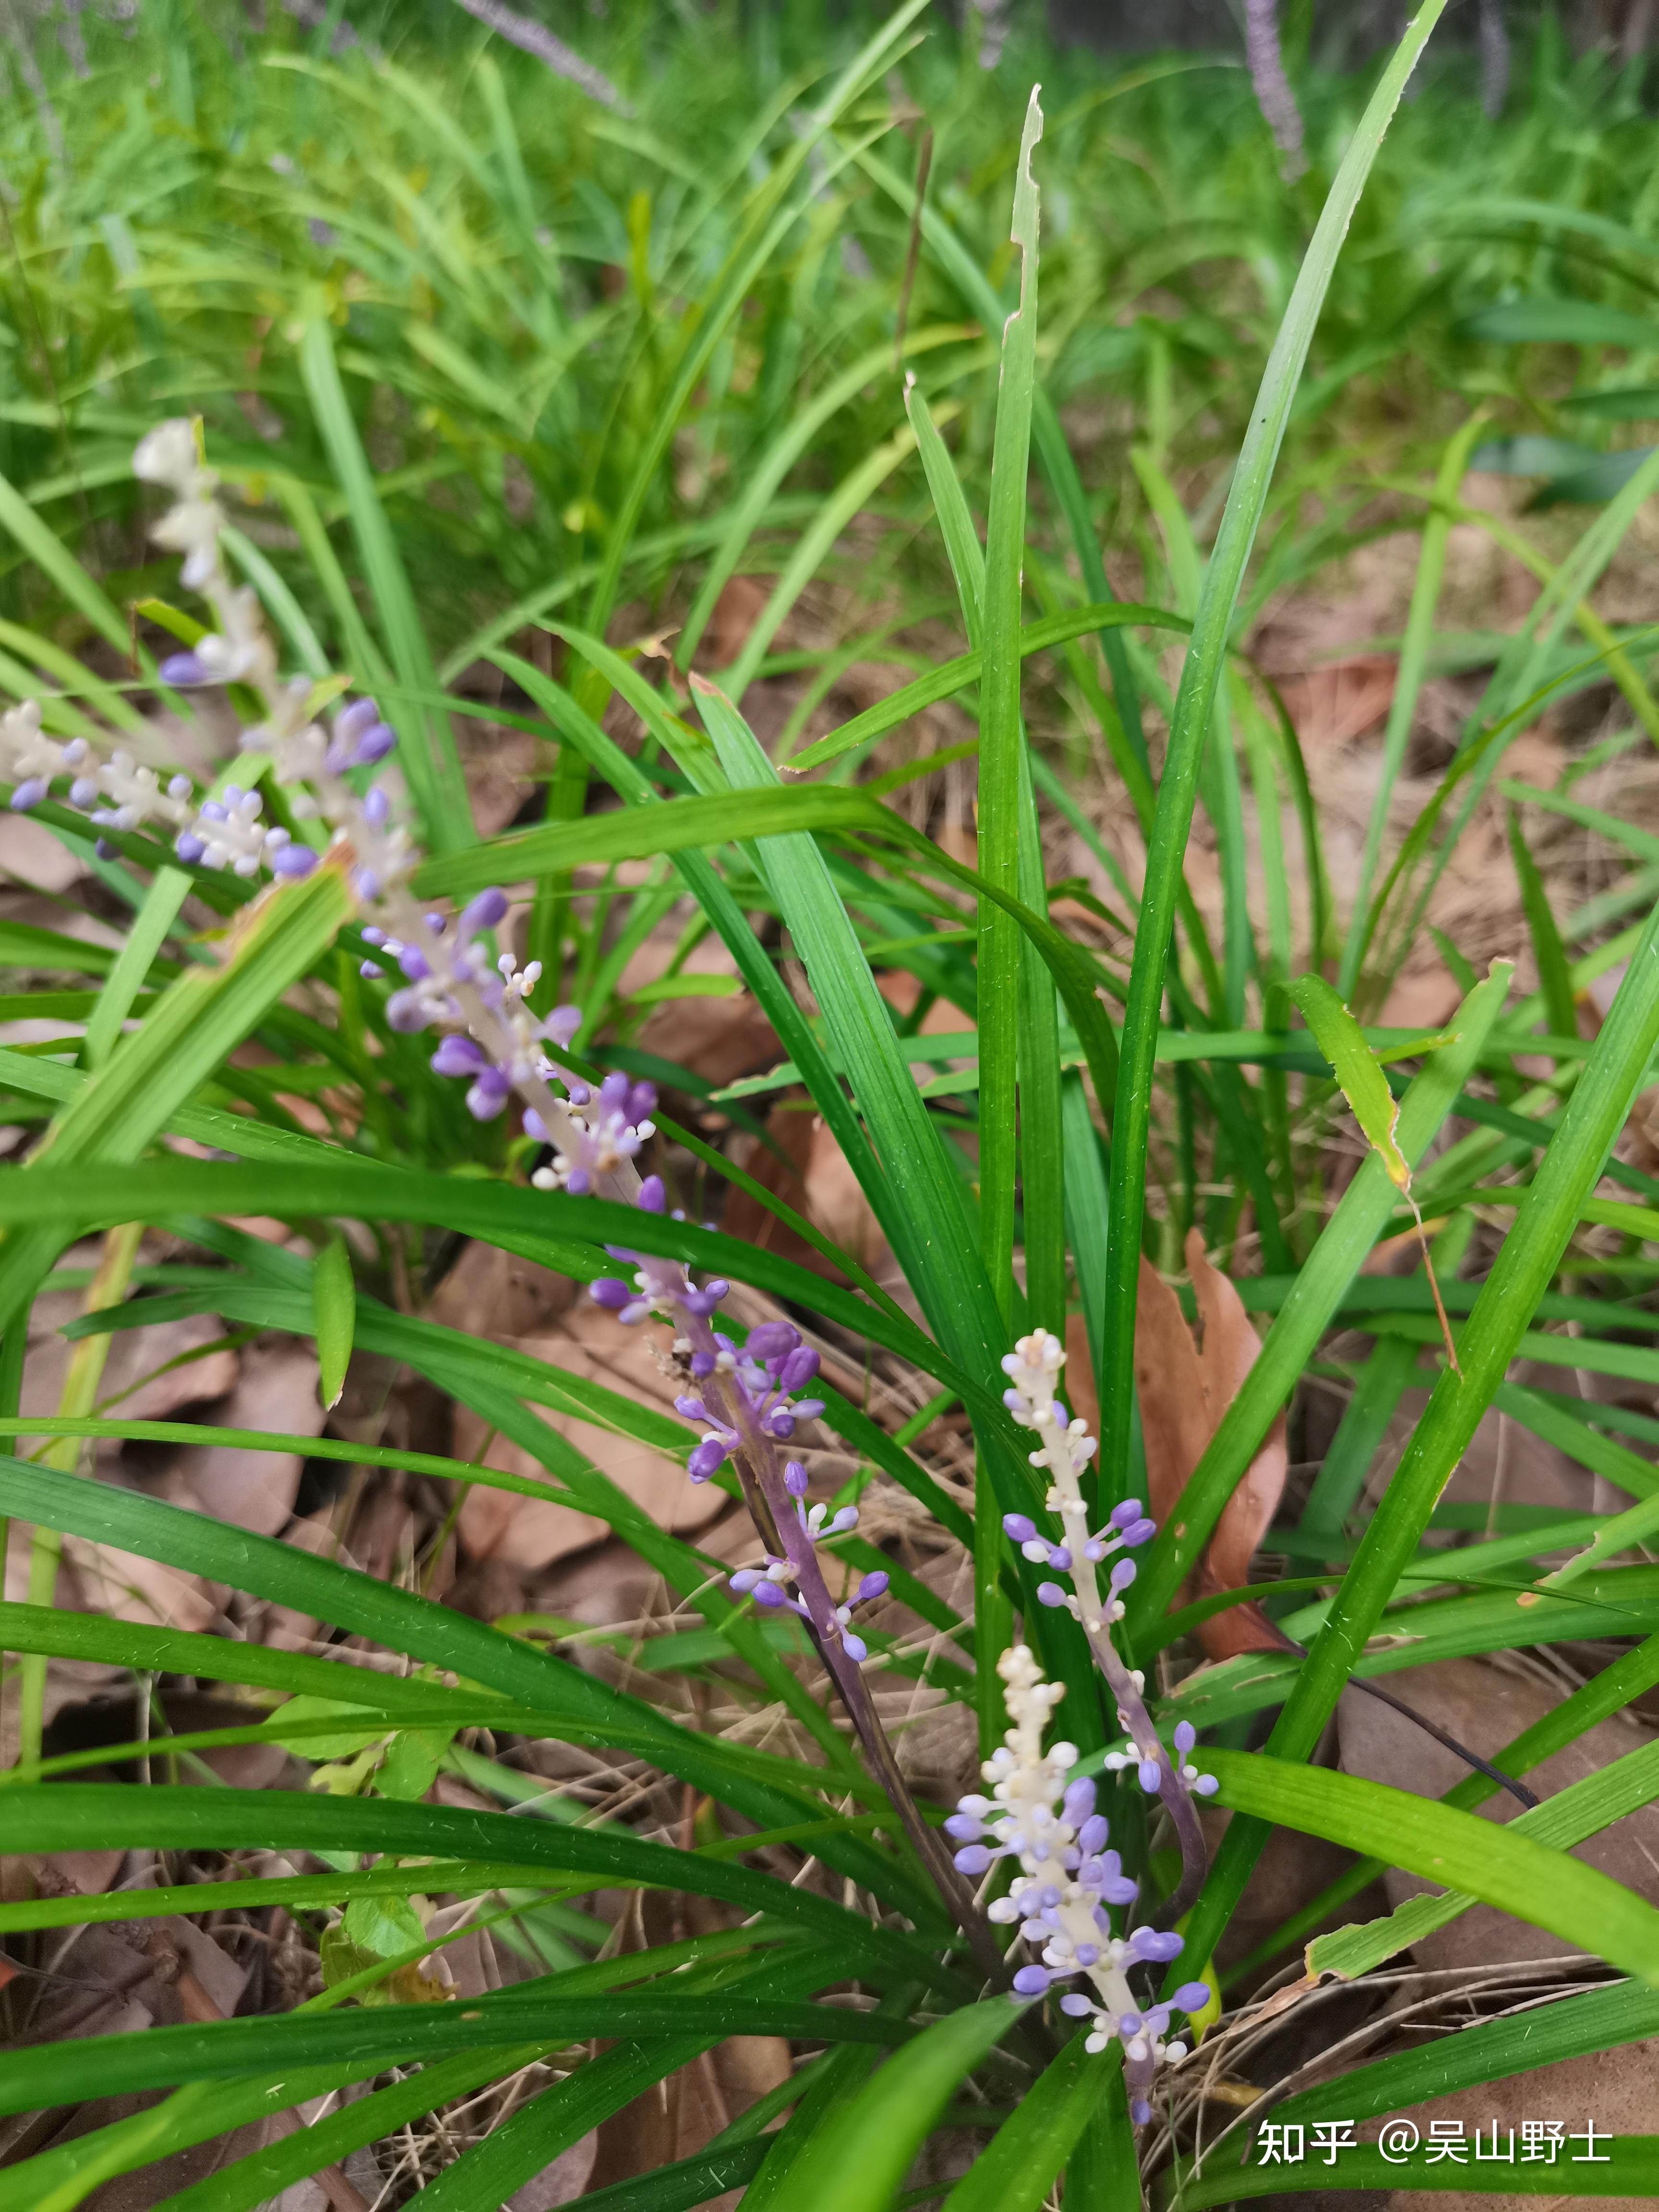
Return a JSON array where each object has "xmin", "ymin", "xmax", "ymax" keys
[{"xmin": 7, "ymin": 2, "xmax": 1659, "ymax": 2206}]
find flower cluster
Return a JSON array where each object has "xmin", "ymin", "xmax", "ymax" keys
[
  {"xmin": 669, "ymin": 1319, "xmax": 828, "ymax": 1481},
  {"xmin": 729, "ymin": 1459, "xmax": 890, "ymax": 1660},
  {"xmin": 1001, "ymin": 1329, "xmax": 1155, "ymax": 1629},
  {"xmin": 1000, "ymin": 1328, "xmax": 1217, "ymax": 1806},
  {"xmin": 952, "ymin": 1646, "xmax": 1210, "ymax": 2125}
]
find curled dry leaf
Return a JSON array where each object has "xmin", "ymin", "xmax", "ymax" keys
[{"xmin": 1134, "ymin": 1228, "xmax": 1288, "ymax": 1660}]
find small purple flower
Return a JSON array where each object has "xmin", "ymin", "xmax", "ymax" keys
[
  {"xmin": 591, "ymin": 1278, "xmax": 636, "ymax": 1310},
  {"xmin": 460, "ymin": 887, "xmax": 508, "ymax": 938},
  {"xmin": 1137, "ymin": 1759, "xmax": 1162, "ymax": 1794},
  {"xmin": 784, "ymin": 1461, "xmax": 810, "ymax": 1497},
  {"xmin": 336, "ymin": 697, "xmax": 380, "ymax": 745},
  {"xmin": 1010, "ymin": 1966, "xmax": 1052, "ymax": 1997},
  {"xmin": 353, "ymin": 867, "xmax": 381, "ymax": 902},
  {"xmin": 9, "ymin": 778, "xmax": 47, "ymax": 811},
  {"xmin": 363, "ymin": 785, "xmax": 391, "ymax": 828},
  {"xmin": 778, "ymin": 1345, "xmax": 820, "ymax": 1392},
  {"xmin": 746, "ymin": 1321, "xmax": 800, "ymax": 1362},
  {"xmin": 431, "ymin": 1034, "xmax": 487, "ymax": 1077},
  {"xmin": 637, "ymin": 1175, "xmax": 666, "ymax": 1213},
  {"xmin": 688, "ymin": 1437, "xmax": 731, "ymax": 1483},
  {"xmin": 1133, "ymin": 1930, "xmax": 1184, "ymax": 1964},
  {"xmin": 953, "ymin": 1843, "xmax": 994, "ymax": 1875},
  {"xmin": 351, "ymin": 722, "xmax": 397, "ymax": 766},
  {"xmin": 1174, "ymin": 1982, "xmax": 1211, "ymax": 2013},
  {"xmin": 1003, "ymin": 1513, "xmax": 1038, "ymax": 1543},
  {"xmin": 466, "ymin": 1065, "xmax": 513, "ymax": 1120},
  {"xmin": 159, "ymin": 651, "xmax": 209, "ymax": 685},
  {"xmin": 1130, "ymin": 2099, "xmax": 1152, "ymax": 2126},
  {"xmin": 174, "ymin": 830, "xmax": 206, "ymax": 863},
  {"xmin": 274, "ymin": 844, "xmax": 319, "ymax": 877},
  {"xmin": 1036, "ymin": 1582, "xmax": 1069, "ymax": 1609},
  {"xmin": 71, "ymin": 777, "xmax": 98, "ymax": 808},
  {"xmin": 855, "ymin": 1571, "xmax": 889, "ymax": 1602},
  {"xmin": 1111, "ymin": 1497, "xmax": 1148, "ymax": 1530}
]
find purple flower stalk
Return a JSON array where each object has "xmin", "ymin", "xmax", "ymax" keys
[
  {"xmin": 956, "ymin": 1645, "xmax": 1211, "ymax": 2126},
  {"xmin": 1001, "ymin": 1329, "xmax": 1216, "ymax": 1928}
]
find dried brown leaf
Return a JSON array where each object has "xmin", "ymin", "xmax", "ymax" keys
[{"xmin": 1135, "ymin": 1231, "xmax": 1288, "ymax": 1659}]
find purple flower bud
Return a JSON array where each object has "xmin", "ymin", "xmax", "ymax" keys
[
  {"xmin": 591, "ymin": 1277, "xmax": 635, "ymax": 1310},
  {"xmin": 566, "ymin": 1169, "xmax": 593, "ymax": 1196},
  {"xmin": 841, "ymin": 1631, "xmax": 867, "ymax": 1661},
  {"xmin": 944, "ymin": 1812, "xmax": 983, "ymax": 1841},
  {"xmin": 626, "ymin": 1080, "xmax": 657, "ymax": 1123},
  {"xmin": 1111, "ymin": 1497, "xmax": 1147, "ymax": 1530},
  {"xmin": 362, "ymin": 926, "xmax": 386, "ymax": 947},
  {"xmin": 729, "ymin": 1569, "xmax": 763, "ymax": 1594},
  {"xmin": 600, "ymin": 1070, "xmax": 630, "ymax": 1107},
  {"xmin": 790, "ymin": 1397, "xmax": 825, "ymax": 1421},
  {"xmin": 687, "ymin": 1438, "xmax": 729, "ymax": 1482},
  {"xmin": 1174, "ymin": 1721, "xmax": 1196, "ymax": 1756},
  {"xmin": 199, "ymin": 799, "xmax": 227, "ymax": 822},
  {"xmin": 71, "ymin": 777, "xmax": 98, "ymax": 808},
  {"xmin": 784, "ymin": 1461, "xmax": 809, "ymax": 1497},
  {"xmin": 523, "ymin": 1108, "xmax": 549, "ymax": 1142},
  {"xmin": 1194, "ymin": 1773, "xmax": 1220, "ymax": 1796},
  {"xmin": 386, "ymin": 989, "xmax": 432, "ymax": 1034},
  {"xmin": 1174, "ymin": 1983, "xmax": 1211, "ymax": 2013},
  {"xmin": 953, "ymin": 1844, "xmax": 993, "ymax": 1875},
  {"xmin": 9, "ymin": 778, "xmax": 47, "ymax": 811},
  {"xmin": 856, "ymin": 1571, "xmax": 889, "ymax": 1603},
  {"xmin": 397, "ymin": 946, "xmax": 433, "ymax": 981},
  {"xmin": 1130, "ymin": 2100, "xmax": 1152, "ymax": 2127},
  {"xmin": 1074, "ymin": 1943, "xmax": 1100, "ymax": 1967},
  {"xmin": 1137, "ymin": 1759, "xmax": 1162, "ymax": 1794},
  {"xmin": 432, "ymin": 1034, "xmax": 487, "ymax": 1077},
  {"xmin": 1110, "ymin": 1557, "xmax": 1138, "ymax": 1591},
  {"xmin": 675, "ymin": 1396, "xmax": 709, "ymax": 1422},
  {"xmin": 360, "ymin": 961, "xmax": 383, "ymax": 979},
  {"xmin": 1063, "ymin": 1778, "xmax": 1096, "ymax": 1824},
  {"xmin": 1060, "ymin": 1993, "xmax": 1094, "ymax": 2017},
  {"xmin": 778, "ymin": 1345, "xmax": 820, "ymax": 1392},
  {"xmin": 746, "ymin": 1322, "xmax": 802, "ymax": 1363},
  {"xmin": 159, "ymin": 651, "xmax": 208, "ymax": 685},
  {"xmin": 95, "ymin": 838, "xmax": 117, "ymax": 860},
  {"xmin": 637, "ymin": 1175, "xmax": 665, "ymax": 1213},
  {"xmin": 1134, "ymin": 1930, "xmax": 1185, "ymax": 1963},
  {"xmin": 1036, "ymin": 1582, "xmax": 1069, "ymax": 1609},
  {"xmin": 175, "ymin": 831, "xmax": 206, "ymax": 864},
  {"xmin": 336, "ymin": 697, "xmax": 380, "ymax": 745},
  {"xmin": 274, "ymin": 844, "xmax": 319, "ymax": 877},
  {"xmin": 353, "ymin": 868, "xmax": 381, "ymax": 902},
  {"xmin": 351, "ymin": 722, "xmax": 397, "ymax": 766},
  {"xmin": 460, "ymin": 887, "xmax": 508, "ymax": 937},
  {"xmin": 548, "ymin": 1004, "xmax": 582, "ymax": 1047},
  {"xmin": 1078, "ymin": 1814, "xmax": 1109, "ymax": 1856},
  {"xmin": 690, "ymin": 1351, "xmax": 715, "ymax": 1380},
  {"xmin": 751, "ymin": 1578, "xmax": 786, "ymax": 1607},
  {"xmin": 1122, "ymin": 1517, "xmax": 1157, "ymax": 1548},
  {"xmin": 1003, "ymin": 1514, "xmax": 1038, "ymax": 1543},
  {"xmin": 1046, "ymin": 1545, "xmax": 1072, "ymax": 1571},
  {"xmin": 1010, "ymin": 1966, "xmax": 1052, "ymax": 1997}
]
